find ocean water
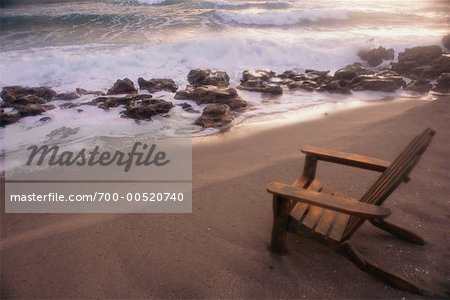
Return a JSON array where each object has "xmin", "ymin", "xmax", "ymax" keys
[{"xmin": 1, "ymin": 0, "xmax": 449, "ymax": 154}]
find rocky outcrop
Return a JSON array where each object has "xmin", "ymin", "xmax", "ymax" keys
[
  {"xmin": 76, "ymin": 88, "xmax": 104, "ymax": 96},
  {"xmin": 239, "ymin": 69, "xmax": 283, "ymax": 95},
  {"xmin": 358, "ymin": 46, "xmax": 394, "ymax": 67},
  {"xmin": 194, "ymin": 103, "xmax": 233, "ymax": 128},
  {"xmin": 391, "ymin": 45, "xmax": 443, "ymax": 77},
  {"xmin": 91, "ymin": 94, "xmax": 153, "ymax": 110},
  {"xmin": 0, "ymin": 109, "xmax": 20, "ymax": 127},
  {"xmin": 431, "ymin": 73, "xmax": 450, "ymax": 94},
  {"xmin": 178, "ymin": 103, "xmax": 199, "ymax": 114},
  {"xmin": 15, "ymin": 103, "xmax": 55, "ymax": 117},
  {"xmin": 351, "ymin": 72, "xmax": 405, "ymax": 92},
  {"xmin": 398, "ymin": 45, "xmax": 442, "ymax": 65},
  {"xmin": 106, "ymin": 78, "xmax": 137, "ymax": 95},
  {"xmin": 1, "ymin": 86, "xmax": 56, "ymax": 104},
  {"xmin": 405, "ymin": 79, "xmax": 432, "ymax": 93},
  {"xmin": 443, "ymin": 34, "xmax": 450, "ymax": 50},
  {"xmin": 175, "ymin": 85, "xmax": 247, "ymax": 111},
  {"xmin": 187, "ymin": 69, "xmax": 230, "ymax": 87},
  {"xmin": 318, "ymin": 80, "xmax": 351, "ymax": 94},
  {"xmin": 56, "ymin": 92, "xmax": 81, "ymax": 100},
  {"xmin": 121, "ymin": 98, "xmax": 173, "ymax": 120},
  {"xmin": 137, "ymin": 78, "xmax": 178, "ymax": 93}
]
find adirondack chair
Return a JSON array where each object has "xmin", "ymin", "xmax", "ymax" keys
[{"xmin": 266, "ymin": 128, "xmax": 436, "ymax": 294}]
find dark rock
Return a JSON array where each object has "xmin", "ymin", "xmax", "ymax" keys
[
  {"xmin": 15, "ymin": 103, "xmax": 47, "ymax": 116},
  {"xmin": 106, "ymin": 78, "xmax": 137, "ymax": 95},
  {"xmin": 238, "ymin": 83, "xmax": 282, "ymax": 95},
  {"xmin": 443, "ymin": 34, "xmax": 450, "ymax": 50},
  {"xmin": 1, "ymin": 86, "xmax": 56, "ymax": 104},
  {"xmin": 241, "ymin": 69, "xmax": 275, "ymax": 83},
  {"xmin": 121, "ymin": 98, "xmax": 173, "ymax": 120},
  {"xmin": 0, "ymin": 109, "xmax": 20, "ymax": 126},
  {"xmin": 344, "ymin": 62, "xmax": 376, "ymax": 76},
  {"xmin": 432, "ymin": 73, "xmax": 450, "ymax": 93},
  {"xmin": 39, "ymin": 116, "xmax": 52, "ymax": 122},
  {"xmin": 277, "ymin": 70, "xmax": 303, "ymax": 80},
  {"xmin": 194, "ymin": 104, "xmax": 233, "ymax": 128},
  {"xmin": 334, "ymin": 68, "xmax": 358, "ymax": 81},
  {"xmin": 13, "ymin": 95, "xmax": 47, "ymax": 105},
  {"xmin": 358, "ymin": 46, "xmax": 395, "ymax": 67},
  {"xmin": 355, "ymin": 78, "xmax": 401, "ymax": 92},
  {"xmin": 178, "ymin": 103, "xmax": 200, "ymax": 114},
  {"xmin": 138, "ymin": 78, "xmax": 178, "ymax": 93},
  {"xmin": 305, "ymin": 69, "xmax": 332, "ymax": 82},
  {"xmin": 410, "ymin": 54, "xmax": 450, "ymax": 79},
  {"xmin": 59, "ymin": 102, "xmax": 81, "ymax": 109},
  {"xmin": 398, "ymin": 45, "xmax": 442, "ymax": 65},
  {"xmin": 175, "ymin": 85, "xmax": 247, "ymax": 110},
  {"xmin": 287, "ymin": 80, "xmax": 318, "ymax": 91},
  {"xmin": 56, "ymin": 92, "xmax": 81, "ymax": 100},
  {"xmin": 405, "ymin": 79, "xmax": 432, "ymax": 93},
  {"xmin": 320, "ymin": 80, "xmax": 352, "ymax": 94},
  {"xmin": 187, "ymin": 69, "xmax": 230, "ymax": 87},
  {"xmin": 90, "ymin": 94, "xmax": 152, "ymax": 109},
  {"xmin": 76, "ymin": 88, "xmax": 104, "ymax": 96},
  {"xmin": 239, "ymin": 69, "xmax": 282, "ymax": 95}
]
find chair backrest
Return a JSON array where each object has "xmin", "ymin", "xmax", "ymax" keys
[{"xmin": 342, "ymin": 128, "xmax": 436, "ymax": 240}]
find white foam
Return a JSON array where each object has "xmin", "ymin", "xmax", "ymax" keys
[{"xmin": 214, "ymin": 9, "xmax": 349, "ymax": 26}]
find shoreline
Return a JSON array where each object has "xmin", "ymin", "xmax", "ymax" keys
[{"xmin": 2, "ymin": 97, "xmax": 449, "ymax": 298}]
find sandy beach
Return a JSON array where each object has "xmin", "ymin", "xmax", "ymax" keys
[{"xmin": 1, "ymin": 97, "xmax": 449, "ymax": 298}]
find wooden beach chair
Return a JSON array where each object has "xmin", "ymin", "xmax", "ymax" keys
[{"xmin": 266, "ymin": 128, "xmax": 436, "ymax": 294}]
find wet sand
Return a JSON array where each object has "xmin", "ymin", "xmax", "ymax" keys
[{"xmin": 1, "ymin": 97, "xmax": 449, "ymax": 298}]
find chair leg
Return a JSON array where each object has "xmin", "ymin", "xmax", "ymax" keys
[
  {"xmin": 270, "ymin": 195, "xmax": 290, "ymax": 254},
  {"xmin": 341, "ymin": 241, "xmax": 423, "ymax": 295},
  {"xmin": 370, "ymin": 219, "xmax": 425, "ymax": 245}
]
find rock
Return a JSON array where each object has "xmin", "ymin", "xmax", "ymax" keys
[
  {"xmin": 178, "ymin": 103, "xmax": 200, "ymax": 114},
  {"xmin": 59, "ymin": 102, "xmax": 81, "ymax": 109},
  {"xmin": 0, "ymin": 109, "xmax": 20, "ymax": 126},
  {"xmin": 1, "ymin": 86, "xmax": 56, "ymax": 104},
  {"xmin": 238, "ymin": 83, "xmax": 282, "ymax": 95},
  {"xmin": 358, "ymin": 46, "xmax": 394, "ymax": 67},
  {"xmin": 76, "ymin": 88, "xmax": 104, "ymax": 96},
  {"xmin": 15, "ymin": 103, "xmax": 47, "ymax": 116},
  {"xmin": 106, "ymin": 78, "xmax": 137, "ymax": 95},
  {"xmin": 175, "ymin": 85, "xmax": 247, "ymax": 110},
  {"xmin": 56, "ymin": 92, "xmax": 81, "ymax": 100},
  {"xmin": 91, "ymin": 94, "xmax": 152, "ymax": 110},
  {"xmin": 334, "ymin": 68, "xmax": 358, "ymax": 81},
  {"xmin": 304, "ymin": 69, "xmax": 332, "ymax": 82},
  {"xmin": 355, "ymin": 78, "xmax": 401, "ymax": 92},
  {"xmin": 187, "ymin": 69, "xmax": 230, "ymax": 87},
  {"xmin": 277, "ymin": 70, "xmax": 303, "ymax": 80},
  {"xmin": 405, "ymin": 79, "xmax": 432, "ymax": 93},
  {"xmin": 39, "ymin": 116, "xmax": 52, "ymax": 122},
  {"xmin": 344, "ymin": 62, "xmax": 376, "ymax": 76},
  {"xmin": 410, "ymin": 54, "xmax": 450, "ymax": 79},
  {"xmin": 442, "ymin": 34, "xmax": 450, "ymax": 50},
  {"xmin": 431, "ymin": 73, "xmax": 450, "ymax": 93},
  {"xmin": 239, "ymin": 69, "xmax": 282, "ymax": 95},
  {"xmin": 241, "ymin": 69, "xmax": 275, "ymax": 83},
  {"xmin": 121, "ymin": 98, "xmax": 173, "ymax": 120},
  {"xmin": 319, "ymin": 80, "xmax": 352, "ymax": 94},
  {"xmin": 12, "ymin": 95, "xmax": 47, "ymax": 105},
  {"xmin": 194, "ymin": 104, "xmax": 233, "ymax": 128},
  {"xmin": 137, "ymin": 78, "xmax": 178, "ymax": 93},
  {"xmin": 287, "ymin": 80, "xmax": 318, "ymax": 91},
  {"xmin": 398, "ymin": 45, "xmax": 442, "ymax": 65}
]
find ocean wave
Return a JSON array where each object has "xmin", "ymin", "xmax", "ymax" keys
[{"xmin": 213, "ymin": 9, "xmax": 349, "ymax": 26}]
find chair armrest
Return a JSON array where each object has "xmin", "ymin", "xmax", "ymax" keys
[
  {"xmin": 267, "ymin": 182, "xmax": 391, "ymax": 219},
  {"xmin": 301, "ymin": 146, "xmax": 391, "ymax": 172}
]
